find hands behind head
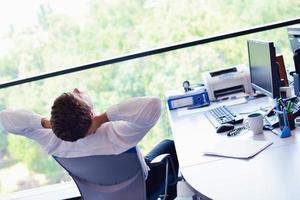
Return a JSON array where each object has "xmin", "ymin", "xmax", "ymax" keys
[
  {"xmin": 86, "ymin": 112, "xmax": 109, "ymax": 135},
  {"xmin": 42, "ymin": 112, "xmax": 108, "ymax": 135},
  {"xmin": 41, "ymin": 118, "xmax": 52, "ymax": 129}
]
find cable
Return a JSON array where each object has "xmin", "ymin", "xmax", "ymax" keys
[{"xmin": 227, "ymin": 123, "xmax": 249, "ymax": 137}]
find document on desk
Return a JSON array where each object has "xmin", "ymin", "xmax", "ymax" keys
[{"xmin": 203, "ymin": 138, "xmax": 273, "ymax": 159}]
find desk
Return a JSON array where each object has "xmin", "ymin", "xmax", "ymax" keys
[{"xmin": 167, "ymin": 96, "xmax": 300, "ymax": 200}]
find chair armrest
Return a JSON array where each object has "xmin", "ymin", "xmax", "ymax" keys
[
  {"xmin": 150, "ymin": 153, "xmax": 177, "ymax": 186},
  {"xmin": 150, "ymin": 153, "xmax": 171, "ymax": 166},
  {"xmin": 149, "ymin": 153, "xmax": 178, "ymax": 199}
]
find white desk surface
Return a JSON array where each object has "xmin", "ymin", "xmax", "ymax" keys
[{"xmin": 167, "ymin": 96, "xmax": 300, "ymax": 200}]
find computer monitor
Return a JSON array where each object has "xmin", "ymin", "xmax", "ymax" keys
[
  {"xmin": 247, "ymin": 39, "xmax": 280, "ymax": 99},
  {"xmin": 287, "ymin": 27, "xmax": 300, "ymax": 53}
]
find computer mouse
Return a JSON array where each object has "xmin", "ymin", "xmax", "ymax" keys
[{"xmin": 216, "ymin": 124, "xmax": 235, "ymax": 133}]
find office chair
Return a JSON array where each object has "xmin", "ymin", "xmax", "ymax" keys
[{"xmin": 53, "ymin": 147, "xmax": 177, "ymax": 200}]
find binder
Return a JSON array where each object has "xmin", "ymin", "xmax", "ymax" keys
[{"xmin": 276, "ymin": 54, "xmax": 288, "ymax": 86}]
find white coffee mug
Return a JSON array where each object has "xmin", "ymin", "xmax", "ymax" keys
[{"xmin": 248, "ymin": 113, "xmax": 264, "ymax": 134}]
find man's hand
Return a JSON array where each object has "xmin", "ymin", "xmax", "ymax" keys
[
  {"xmin": 86, "ymin": 113, "xmax": 109, "ymax": 135},
  {"xmin": 41, "ymin": 118, "xmax": 52, "ymax": 129}
]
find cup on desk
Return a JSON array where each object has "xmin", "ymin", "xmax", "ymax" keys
[{"xmin": 248, "ymin": 113, "xmax": 264, "ymax": 134}]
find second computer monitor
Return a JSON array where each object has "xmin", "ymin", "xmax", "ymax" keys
[
  {"xmin": 247, "ymin": 39, "xmax": 280, "ymax": 99},
  {"xmin": 287, "ymin": 27, "xmax": 300, "ymax": 53}
]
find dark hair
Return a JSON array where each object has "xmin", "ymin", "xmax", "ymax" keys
[{"xmin": 50, "ymin": 92, "xmax": 92, "ymax": 142}]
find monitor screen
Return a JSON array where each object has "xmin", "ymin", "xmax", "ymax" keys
[
  {"xmin": 247, "ymin": 39, "xmax": 280, "ymax": 98},
  {"xmin": 287, "ymin": 27, "xmax": 300, "ymax": 53}
]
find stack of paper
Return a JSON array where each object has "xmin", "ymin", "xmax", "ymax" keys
[{"xmin": 204, "ymin": 139, "xmax": 273, "ymax": 159}]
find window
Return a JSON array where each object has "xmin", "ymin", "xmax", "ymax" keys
[{"xmin": 0, "ymin": 0, "xmax": 299, "ymax": 194}]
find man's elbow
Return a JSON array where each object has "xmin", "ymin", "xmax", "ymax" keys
[
  {"xmin": 148, "ymin": 97, "xmax": 162, "ymax": 123},
  {"xmin": 150, "ymin": 96, "xmax": 161, "ymax": 107}
]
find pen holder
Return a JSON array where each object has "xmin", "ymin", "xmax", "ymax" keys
[
  {"xmin": 287, "ymin": 112, "xmax": 295, "ymax": 130},
  {"xmin": 279, "ymin": 112, "xmax": 295, "ymax": 130},
  {"xmin": 278, "ymin": 112, "xmax": 284, "ymax": 130}
]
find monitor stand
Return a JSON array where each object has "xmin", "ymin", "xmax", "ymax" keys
[{"xmin": 245, "ymin": 91, "xmax": 266, "ymax": 101}]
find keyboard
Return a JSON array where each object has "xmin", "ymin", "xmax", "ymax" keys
[{"xmin": 205, "ymin": 105, "xmax": 243, "ymax": 128}]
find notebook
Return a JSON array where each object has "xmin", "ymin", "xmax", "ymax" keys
[{"xmin": 203, "ymin": 139, "xmax": 273, "ymax": 159}]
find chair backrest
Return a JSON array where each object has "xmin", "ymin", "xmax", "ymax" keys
[{"xmin": 53, "ymin": 147, "xmax": 146, "ymax": 200}]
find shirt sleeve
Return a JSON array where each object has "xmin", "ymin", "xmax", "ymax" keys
[
  {"xmin": 0, "ymin": 109, "xmax": 45, "ymax": 137},
  {"xmin": 0, "ymin": 109, "xmax": 63, "ymax": 154},
  {"xmin": 104, "ymin": 96, "xmax": 161, "ymax": 148}
]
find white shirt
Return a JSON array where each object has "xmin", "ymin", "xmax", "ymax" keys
[{"xmin": 0, "ymin": 96, "xmax": 162, "ymax": 178}]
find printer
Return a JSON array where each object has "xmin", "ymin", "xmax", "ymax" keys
[{"xmin": 202, "ymin": 65, "xmax": 253, "ymax": 100}]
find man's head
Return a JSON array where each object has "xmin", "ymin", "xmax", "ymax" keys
[{"xmin": 50, "ymin": 89, "xmax": 93, "ymax": 142}]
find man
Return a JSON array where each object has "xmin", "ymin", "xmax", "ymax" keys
[{"xmin": 0, "ymin": 88, "xmax": 179, "ymax": 199}]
